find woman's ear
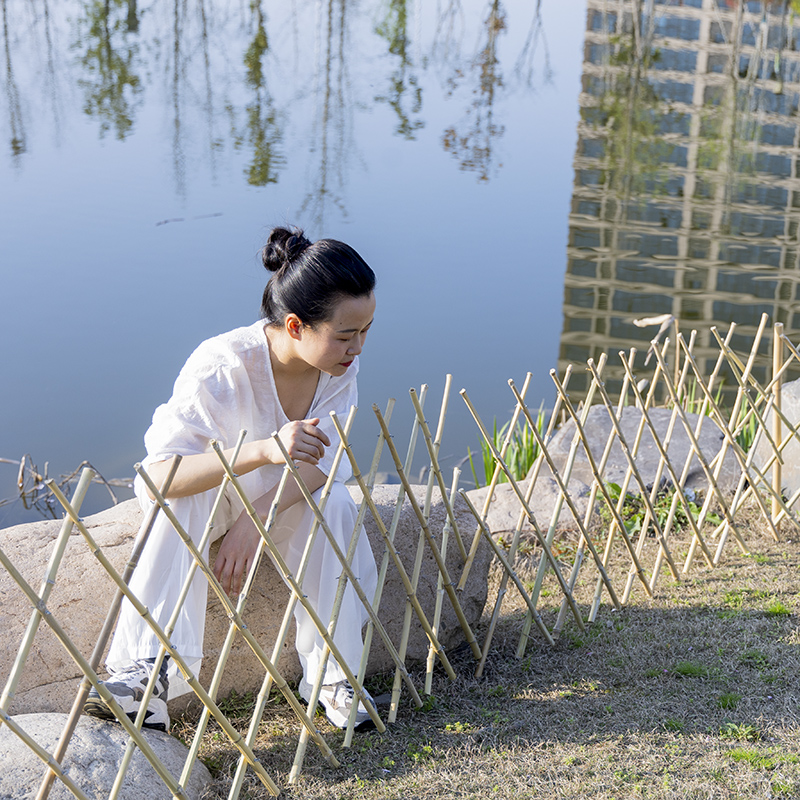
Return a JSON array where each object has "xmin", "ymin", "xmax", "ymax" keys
[{"xmin": 285, "ymin": 313, "xmax": 304, "ymax": 340}]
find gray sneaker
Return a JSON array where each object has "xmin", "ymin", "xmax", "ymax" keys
[
  {"xmin": 84, "ymin": 658, "xmax": 170, "ymax": 733},
  {"xmin": 299, "ymin": 677, "xmax": 377, "ymax": 730}
]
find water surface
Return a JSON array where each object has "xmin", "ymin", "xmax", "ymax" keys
[{"xmin": 4, "ymin": 0, "xmax": 800, "ymax": 526}]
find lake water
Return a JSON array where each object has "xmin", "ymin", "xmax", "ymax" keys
[{"xmin": 3, "ymin": 0, "xmax": 800, "ymax": 526}]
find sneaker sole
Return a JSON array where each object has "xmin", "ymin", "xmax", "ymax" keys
[{"xmin": 83, "ymin": 696, "xmax": 170, "ymax": 733}]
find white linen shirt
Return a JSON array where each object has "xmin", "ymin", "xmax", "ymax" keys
[{"xmin": 134, "ymin": 319, "xmax": 357, "ymax": 507}]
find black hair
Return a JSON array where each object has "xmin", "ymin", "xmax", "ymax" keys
[{"xmin": 260, "ymin": 226, "xmax": 376, "ymax": 326}]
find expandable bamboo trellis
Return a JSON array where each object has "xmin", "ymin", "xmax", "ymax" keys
[{"xmin": 1, "ymin": 315, "xmax": 798, "ymax": 799}]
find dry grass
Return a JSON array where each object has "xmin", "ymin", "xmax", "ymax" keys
[{"xmin": 174, "ymin": 521, "xmax": 800, "ymax": 800}]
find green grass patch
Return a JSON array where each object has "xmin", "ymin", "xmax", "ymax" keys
[
  {"xmin": 717, "ymin": 692, "xmax": 741, "ymax": 710},
  {"xmin": 671, "ymin": 660, "xmax": 709, "ymax": 678},
  {"xmin": 766, "ymin": 599, "xmax": 791, "ymax": 616}
]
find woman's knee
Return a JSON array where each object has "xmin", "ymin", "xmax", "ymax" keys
[{"xmin": 324, "ymin": 482, "xmax": 358, "ymax": 519}]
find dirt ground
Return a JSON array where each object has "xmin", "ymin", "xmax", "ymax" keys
[{"xmin": 173, "ymin": 520, "xmax": 800, "ymax": 800}]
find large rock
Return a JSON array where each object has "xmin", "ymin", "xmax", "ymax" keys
[
  {"xmin": 0, "ymin": 713, "xmax": 211, "ymax": 800},
  {"xmin": 465, "ymin": 472, "xmax": 593, "ymax": 540},
  {"xmin": 0, "ymin": 486, "xmax": 490, "ymax": 716},
  {"xmin": 544, "ymin": 405, "xmax": 740, "ymax": 497},
  {"xmin": 753, "ymin": 376, "xmax": 800, "ymax": 508}
]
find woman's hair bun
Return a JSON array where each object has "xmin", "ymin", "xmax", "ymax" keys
[{"xmin": 261, "ymin": 226, "xmax": 312, "ymax": 273}]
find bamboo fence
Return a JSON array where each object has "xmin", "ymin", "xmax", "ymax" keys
[{"xmin": 1, "ymin": 316, "xmax": 798, "ymax": 798}]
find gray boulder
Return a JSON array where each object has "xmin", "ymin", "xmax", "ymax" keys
[
  {"xmin": 0, "ymin": 486, "xmax": 490, "ymax": 717},
  {"xmin": 0, "ymin": 713, "xmax": 210, "ymax": 800},
  {"xmin": 465, "ymin": 471, "xmax": 593, "ymax": 541},
  {"xmin": 545, "ymin": 405, "xmax": 739, "ymax": 497}
]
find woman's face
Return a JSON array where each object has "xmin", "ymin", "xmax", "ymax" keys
[{"xmin": 297, "ymin": 292, "xmax": 376, "ymax": 376}]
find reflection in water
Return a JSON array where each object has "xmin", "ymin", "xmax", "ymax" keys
[
  {"xmin": 0, "ymin": 0, "xmax": 538, "ymax": 214},
  {"xmin": 1, "ymin": 0, "xmax": 25, "ymax": 160},
  {"xmin": 560, "ymin": 0, "xmax": 800, "ymax": 403},
  {"xmin": 300, "ymin": 0, "xmax": 355, "ymax": 229},
  {"xmin": 442, "ymin": 0, "xmax": 506, "ymax": 181},
  {"xmin": 170, "ymin": 0, "xmax": 185, "ymax": 196},
  {"xmin": 241, "ymin": 0, "xmax": 283, "ymax": 186},
  {"xmin": 375, "ymin": 0, "xmax": 424, "ymax": 140},
  {"xmin": 516, "ymin": 0, "xmax": 551, "ymax": 87},
  {"xmin": 77, "ymin": 0, "xmax": 142, "ymax": 139}
]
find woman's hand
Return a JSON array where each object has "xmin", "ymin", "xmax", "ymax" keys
[
  {"xmin": 213, "ymin": 512, "xmax": 261, "ymax": 597},
  {"xmin": 271, "ymin": 417, "xmax": 331, "ymax": 465}
]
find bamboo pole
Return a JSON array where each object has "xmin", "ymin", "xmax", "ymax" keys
[
  {"xmin": 548, "ymin": 370, "xmax": 654, "ymax": 603},
  {"xmin": 667, "ymin": 324, "xmax": 736, "ymax": 575},
  {"xmin": 579, "ymin": 351, "xmax": 650, "ymax": 625},
  {"xmin": 649, "ymin": 343, "xmax": 749, "ymax": 560},
  {"xmin": 372, "ymin": 403, "xmax": 483, "ymax": 658},
  {"xmin": 517, "ymin": 356, "xmax": 613, "ymax": 649},
  {"xmin": 171, "ymin": 443, "xmax": 312, "ymax": 795},
  {"xmin": 707, "ymin": 329, "xmax": 800, "ymax": 535},
  {"xmin": 52, "ymin": 474, "xmax": 298, "ymax": 794},
  {"xmin": 459, "ymin": 490, "xmax": 554, "ymax": 644},
  {"xmin": 36, "ymin": 461, "xmax": 181, "ymax": 800},
  {"xmin": 207, "ymin": 443, "xmax": 386, "ymax": 733},
  {"xmin": 410, "ymin": 381, "xmax": 466, "ymax": 561},
  {"xmin": 676, "ymin": 335, "xmax": 784, "ymax": 544},
  {"xmin": 286, "ymin": 417, "xmax": 423, "ymax": 776},
  {"xmin": 616, "ymin": 349, "xmax": 716, "ymax": 578},
  {"xmin": 585, "ymin": 359, "xmax": 682, "ymax": 582},
  {"xmin": 112, "ymin": 449, "xmax": 246, "ymax": 800},
  {"xmin": 0, "ymin": 526, "xmax": 196, "ymax": 799},
  {"xmin": 695, "ymin": 327, "xmax": 800, "ymax": 545},
  {"xmin": 132, "ymin": 467, "xmax": 348, "ymax": 760},
  {"xmin": 230, "ymin": 411, "xmax": 367, "ymax": 797},
  {"xmin": 477, "ymin": 370, "xmax": 566, "ymax": 657},
  {"xmin": 426, "ymin": 466, "xmax": 461, "ymax": 693},
  {"xmin": 617, "ymin": 342, "xmax": 692, "ymax": 600},
  {"xmin": 270, "ymin": 430, "xmax": 420, "ymax": 713},
  {"xmin": 521, "ymin": 357, "xmax": 611, "ymax": 643},
  {"xmin": 388, "ymin": 380, "xmax": 455, "ymax": 717},
  {"xmin": 587, "ymin": 349, "xmax": 651, "ymax": 612},
  {"xmin": 458, "ymin": 372, "xmax": 536, "ymax": 591},
  {"xmin": 509, "ymin": 380, "xmax": 621, "ymax": 607},
  {"xmin": 2, "ymin": 468, "xmax": 93, "ymax": 713},
  {"xmin": 110, "ymin": 437, "xmax": 251, "ymax": 800},
  {"xmin": 460, "ymin": 389, "xmax": 587, "ymax": 630},
  {"xmin": 690, "ymin": 314, "xmax": 771, "ymax": 547},
  {"xmin": 510, "ymin": 370, "xmax": 574, "ymax": 643},
  {"xmin": 586, "ymin": 346, "xmax": 669, "ymax": 622},
  {"xmin": 289, "ymin": 422, "xmax": 392, "ymax": 776},
  {"xmin": 708, "ymin": 330, "xmax": 788, "ymax": 481},
  {"xmin": 329, "ymin": 409, "xmax": 457, "ymax": 681},
  {"xmin": 342, "ymin": 399, "xmax": 399, "ymax": 747}
]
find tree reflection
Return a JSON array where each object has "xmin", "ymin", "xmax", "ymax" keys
[
  {"xmin": 239, "ymin": 0, "xmax": 283, "ymax": 186},
  {"xmin": 515, "ymin": 0, "xmax": 551, "ymax": 87},
  {"xmin": 77, "ymin": 0, "xmax": 142, "ymax": 140},
  {"xmin": 375, "ymin": 0, "xmax": 424, "ymax": 139},
  {"xmin": 2, "ymin": 0, "xmax": 540, "ymax": 197},
  {"xmin": 441, "ymin": 0, "xmax": 506, "ymax": 181},
  {"xmin": 300, "ymin": 0, "xmax": 355, "ymax": 230},
  {"xmin": 1, "ymin": 0, "xmax": 26, "ymax": 161}
]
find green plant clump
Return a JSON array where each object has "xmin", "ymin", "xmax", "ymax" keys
[{"xmin": 468, "ymin": 411, "xmax": 545, "ymax": 487}]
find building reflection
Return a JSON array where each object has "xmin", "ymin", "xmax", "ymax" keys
[{"xmin": 560, "ymin": 0, "xmax": 800, "ymax": 404}]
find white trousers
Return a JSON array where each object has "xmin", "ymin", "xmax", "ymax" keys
[{"xmin": 107, "ymin": 481, "xmax": 377, "ymax": 697}]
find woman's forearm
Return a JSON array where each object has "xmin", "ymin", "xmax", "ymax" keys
[
  {"xmin": 145, "ymin": 440, "xmax": 276, "ymax": 498},
  {"xmin": 144, "ymin": 418, "xmax": 331, "ymax": 499}
]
